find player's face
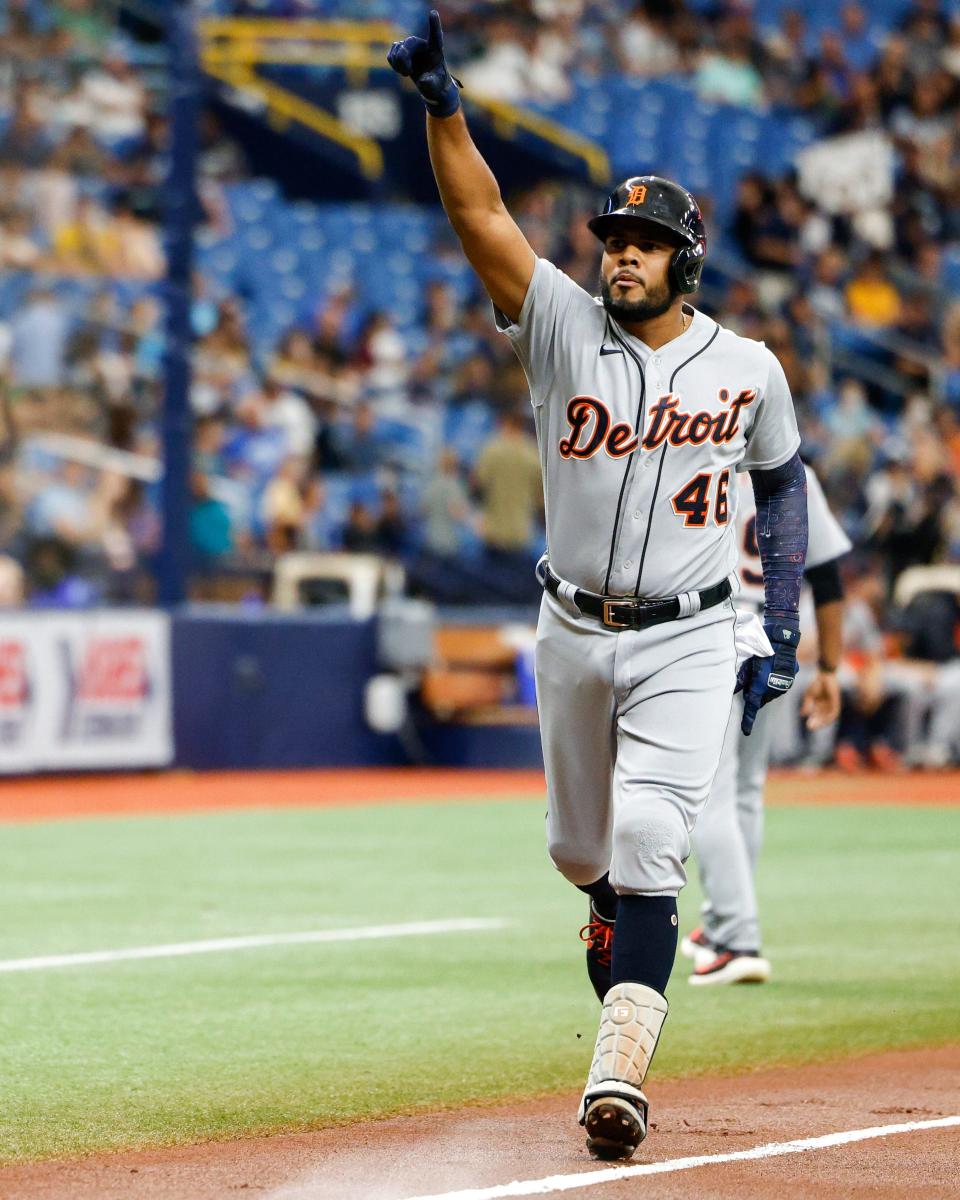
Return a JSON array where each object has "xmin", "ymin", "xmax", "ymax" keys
[{"xmin": 599, "ymin": 227, "xmax": 677, "ymax": 323}]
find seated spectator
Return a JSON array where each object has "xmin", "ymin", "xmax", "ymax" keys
[
  {"xmin": 25, "ymin": 535, "xmax": 99, "ymax": 608},
  {"xmin": 112, "ymin": 197, "xmax": 163, "ymax": 279},
  {"xmin": 421, "ymin": 447, "xmax": 470, "ymax": 558},
  {"xmin": 845, "ymin": 252, "xmax": 902, "ymax": 327},
  {"xmin": 375, "ymin": 490, "xmax": 407, "ymax": 558},
  {"xmin": 0, "ymin": 96, "xmax": 51, "ymax": 168},
  {"xmin": 332, "ymin": 402, "xmax": 382, "ymax": 472},
  {"xmin": 341, "ymin": 500, "xmax": 380, "ymax": 555},
  {"xmin": 26, "ymin": 458, "xmax": 97, "ymax": 546},
  {"xmin": 0, "ymin": 209, "xmax": 42, "ymax": 270},
  {"xmin": 694, "ymin": 17, "xmax": 765, "ymax": 109},
  {"xmin": 10, "ymin": 287, "xmax": 70, "ymax": 389},
  {"xmin": 261, "ymin": 455, "xmax": 309, "ymax": 555},
  {"xmin": 255, "ymin": 375, "xmax": 316, "ymax": 459},
  {"xmin": 189, "ymin": 471, "xmax": 233, "ymax": 561},
  {"xmin": 838, "ymin": 2, "xmax": 880, "ymax": 73},
  {"xmin": 0, "ymin": 554, "xmax": 25, "ymax": 607},
  {"xmin": 51, "ymin": 195, "xmax": 120, "ymax": 276},
  {"xmin": 473, "ymin": 408, "xmax": 542, "ymax": 558},
  {"xmin": 618, "ymin": 2, "xmax": 680, "ymax": 77},
  {"xmin": 74, "ymin": 43, "xmax": 146, "ymax": 143},
  {"xmin": 761, "ymin": 8, "xmax": 813, "ymax": 105}
]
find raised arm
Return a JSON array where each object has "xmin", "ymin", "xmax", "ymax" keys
[{"xmin": 388, "ymin": 10, "xmax": 535, "ymax": 322}]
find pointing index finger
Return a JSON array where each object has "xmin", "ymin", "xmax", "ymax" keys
[{"xmin": 427, "ymin": 9, "xmax": 443, "ymax": 51}]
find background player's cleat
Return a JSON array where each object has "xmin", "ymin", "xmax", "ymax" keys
[
  {"xmin": 680, "ymin": 925, "xmax": 714, "ymax": 961},
  {"xmin": 688, "ymin": 948, "xmax": 771, "ymax": 986},
  {"xmin": 580, "ymin": 902, "xmax": 614, "ymax": 1002},
  {"xmin": 583, "ymin": 1091, "xmax": 647, "ymax": 1160}
]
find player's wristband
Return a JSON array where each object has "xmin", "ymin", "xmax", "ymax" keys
[
  {"xmin": 817, "ymin": 660, "xmax": 838, "ymax": 673},
  {"xmin": 422, "ymin": 74, "xmax": 463, "ymax": 118}
]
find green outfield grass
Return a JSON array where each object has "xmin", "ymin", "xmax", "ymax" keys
[{"xmin": 0, "ymin": 795, "xmax": 957, "ymax": 1162}]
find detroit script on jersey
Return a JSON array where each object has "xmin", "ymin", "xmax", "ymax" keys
[
  {"xmin": 558, "ymin": 389, "xmax": 758, "ymax": 460},
  {"xmin": 496, "ymin": 257, "xmax": 801, "ymax": 597}
]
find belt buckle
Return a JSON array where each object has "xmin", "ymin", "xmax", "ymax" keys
[{"xmin": 602, "ymin": 598, "xmax": 636, "ymax": 630}]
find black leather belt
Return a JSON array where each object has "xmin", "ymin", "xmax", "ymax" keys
[{"xmin": 543, "ymin": 566, "xmax": 732, "ymax": 631}]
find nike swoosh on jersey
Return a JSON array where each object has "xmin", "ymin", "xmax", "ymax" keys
[{"xmin": 599, "ymin": 345, "xmax": 624, "ymax": 356}]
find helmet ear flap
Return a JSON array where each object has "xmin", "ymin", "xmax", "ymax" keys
[{"xmin": 670, "ymin": 240, "xmax": 706, "ymax": 295}]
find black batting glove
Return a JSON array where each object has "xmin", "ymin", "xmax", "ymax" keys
[
  {"xmin": 387, "ymin": 10, "xmax": 462, "ymax": 118},
  {"xmin": 736, "ymin": 620, "xmax": 801, "ymax": 736}
]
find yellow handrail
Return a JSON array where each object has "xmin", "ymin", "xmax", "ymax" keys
[
  {"xmin": 204, "ymin": 62, "xmax": 383, "ymax": 181},
  {"xmin": 200, "ymin": 19, "xmax": 608, "ymax": 187},
  {"xmin": 201, "ymin": 19, "xmax": 395, "ymax": 43},
  {"xmin": 468, "ymin": 95, "xmax": 609, "ymax": 187}
]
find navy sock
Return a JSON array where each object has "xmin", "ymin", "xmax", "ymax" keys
[
  {"xmin": 575, "ymin": 874, "xmax": 619, "ymax": 922},
  {"xmin": 611, "ymin": 895, "xmax": 678, "ymax": 995}
]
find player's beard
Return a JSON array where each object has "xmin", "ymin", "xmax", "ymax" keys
[{"xmin": 599, "ymin": 269, "xmax": 676, "ymax": 324}]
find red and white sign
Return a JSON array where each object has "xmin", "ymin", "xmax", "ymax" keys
[{"xmin": 0, "ymin": 612, "xmax": 171, "ymax": 772}]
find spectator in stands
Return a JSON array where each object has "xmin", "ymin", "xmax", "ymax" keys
[
  {"xmin": 0, "ymin": 209, "xmax": 42, "ymax": 270},
  {"xmin": 26, "ymin": 458, "xmax": 97, "ymax": 546},
  {"xmin": 25, "ymin": 534, "xmax": 99, "ymax": 607},
  {"xmin": 74, "ymin": 42, "xmax": 146, "ymax": 143},
  {"xmin": 342, "ymin": 500, "xmax": 380, "ymax": 555},
  {"xmin": 761, "ymin": 8, "xmax": 812, "ymax": 105},
  {"xmin": 845, "ymin": 251, "xmax": 902, "ymax": 327},
  {"xmin": 9, "ymin": 287, "xmax": 69, "ymax": 389},
  {"xmin": 112, "ymin": 196, "xmax": 163, "ymax": 279},
  {"xmin": 618, "ymin": 2, "xmax": 680, "ymax": 77},
  {"xmin": 332, "ymin": 402, "xmax": 382, "ymax": 472},
  {"xmin": 255, "ymin": 375, "xmax": 316, "ymax": 459},
  {"xmin": 0, "ymin": 554, "xmax": 25, "ymax": 607},
  {"xmin": 839, "ymin": 3, "xmax": 880, "ymax": 73},
  {"xmin": 375, "ymin": 490, "xmax": 407, "ymax": 558},
  {"xmin": 0, "ymin": 92, "xmax": 51, "ymax": 167},
  {"xmin": 473, "ymin": 408, "xmax": 542, "ymax": 590},
  {"xmin": 421, "ymin": 447, "xmax": 470, "ymax": 558},
  {"xmin": 189, "ymin": 471, "xmax": 232, "ymax": 562},
  {"xmin": 261, "ymin": 455, "xmax": 309, "ymax": 555},
  {"xmin": 694, "ymin": 15, "xmax": 765, "ymax": 109},
  {"xmin": 51, "ymin": 195, "xmax": 119, "ymax": 276},
  {"xmin": 353, "ymin": 312, "xmax": 407, "ymax": 409}
]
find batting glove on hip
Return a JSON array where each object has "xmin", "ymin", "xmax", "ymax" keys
[
  {"xmin": 736, "ymin": 620, "xmax": 801, "ymax": 736},
  {"xmin": 387, "ymin": 10, "xmax": 462, "ymax": 118}
]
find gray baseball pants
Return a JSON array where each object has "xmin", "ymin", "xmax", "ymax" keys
[{"xmin": 535, "ymin": 589, "xmax": 738, "ymax": 897}]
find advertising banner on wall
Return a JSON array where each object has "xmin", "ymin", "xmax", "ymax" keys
[{"xmin": 0, "ymin": 611, "xmax": 172, "ymax": 773}]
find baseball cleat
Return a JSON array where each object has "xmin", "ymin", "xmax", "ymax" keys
[
  {"xmin": 580, "ymin": 902, "xmax": 614, "ymax": 1002},
  {"xmin": 583, "ymin": 1092, "xmax": 647, "ymax": 1160},
  {"xmin": 680, "ymin": 925, "xmax": 714, "ymax": 961},
  {"xmin": 688, "ymin": 948, "xmax": 771, "ymax": 986}
]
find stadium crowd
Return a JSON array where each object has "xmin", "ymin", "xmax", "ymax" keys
[{"xmin": 1, "ymin": 0, "xmax": 960, "ymax": 765}]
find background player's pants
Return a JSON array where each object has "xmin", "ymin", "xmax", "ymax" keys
[
  {"xmin": 535, "ymin": 590, "xmax": 738, "ymax": 896},
  {"xmin": 690, "ymin": 692, "xmax": 775, "ymax": 951}
]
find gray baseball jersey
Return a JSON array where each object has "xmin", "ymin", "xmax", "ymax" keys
[
  {"xmin": 496, "ymin": 256, "xmax": 801, "ymax": 597},
  {"xmin": 735, "ymin": 466, "xmax": 852, "ymax": 610},
  {"xmin": 692, "ymin": 464, "xmax": 852, "ymax": 951}
]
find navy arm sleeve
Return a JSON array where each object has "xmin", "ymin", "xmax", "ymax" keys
[{"xmin": 749, "ymin": 450, "xmax": 808, "ymax": 629}]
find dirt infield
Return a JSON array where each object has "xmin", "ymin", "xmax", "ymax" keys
[
  {"xmin": 0, "ymin": 766, "xmax": 957, "ymax": 823},
  {"xmin": 3, "ymin": 1045, "xmax": 958, "ymax": 1199}
]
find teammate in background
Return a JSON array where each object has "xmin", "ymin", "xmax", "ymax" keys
[
  {"xmin": 389, "ymin": 14, "xmax": 808, "ymax": 1161},
  {"xmin": 682, "ymin": 467, "xmax": 851, "ymax": 984}
]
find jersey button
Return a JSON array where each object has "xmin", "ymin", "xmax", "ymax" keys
[
  {"xmin": 623, "ymin": 560, "xmax": 633, "ymax": 569},
  {"xmin": 633, "ymin": 509, "xmax": 642, "ymax": 519}
]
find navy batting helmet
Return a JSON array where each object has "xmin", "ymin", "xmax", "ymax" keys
[{"xmin": 587, "ymin": 175, "xmax": 706, "ymax": 295}]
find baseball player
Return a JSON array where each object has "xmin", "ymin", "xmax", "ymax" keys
[
  {"xmin": 388, "ymin": 13, "xmax": 808, "ymax": 1161},
  {"xmin": 682, "ymin": 467, "xmax": 851, "ymax": 985}
]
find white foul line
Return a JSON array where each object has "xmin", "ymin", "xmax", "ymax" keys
[
  {"xmin": 399, "ymin": 1115, "xmax": 960, "ymax": 1200},
  {"xmin": 0, "ymin": 918, "xmax": 508, "ymax": 974}
]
